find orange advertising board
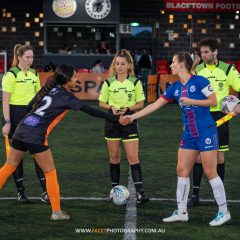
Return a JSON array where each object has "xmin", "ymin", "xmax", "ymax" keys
[{"xmin": 39, "ymin": 72, "xmax": 108, "ymax": 100}]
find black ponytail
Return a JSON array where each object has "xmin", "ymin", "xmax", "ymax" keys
[{"xmin": 31, "ymin": 64, "xmax": 75, "ymax": 111}]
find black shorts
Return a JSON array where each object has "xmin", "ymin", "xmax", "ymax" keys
[
  {"xmin": 105, "ymin": 110, "xmax": 139, "ymax": 141},
  {"xmin": 4, "ymin": 105, "xmax": 28, "ymax": 139},
  {"xmin": 11, "ymin": 138, "xmax": 49, "ymax": 154},
  {"xmin": 211, "ymin": 111, "xmax": 229, "ymax": 151}
]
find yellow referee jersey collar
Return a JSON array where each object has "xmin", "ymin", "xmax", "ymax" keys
[{"xmin": 205, "ymin": 62, "xmax": 217, "ymax": 71}]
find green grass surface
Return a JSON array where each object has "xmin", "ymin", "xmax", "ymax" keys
[{"xmin": 0, "ymin": 102, "xmax": 239, "ymax": 239}]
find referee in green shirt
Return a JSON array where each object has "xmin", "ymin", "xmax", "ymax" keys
[
  {"xmin": 99, "ymin": 49, "xmax": 149, "ymax": 205},
  {"xmin": 188, "ymin": 38, "xmax": 240, "ymax": 206}
]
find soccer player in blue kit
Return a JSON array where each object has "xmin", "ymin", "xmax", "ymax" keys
[{"xmin": 125, "ymin": 52, "xmax": 231, "ymax": 226}]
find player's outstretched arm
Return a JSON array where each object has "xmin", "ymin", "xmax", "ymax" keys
[
  {"xmin": 80, "ymin": 104, "xmax": 121, "ymax": 123},
  {"xmin": 125, "ymin": 97, "xmax": 168, "ymax": 122}
]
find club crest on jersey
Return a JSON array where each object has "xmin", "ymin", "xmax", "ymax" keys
[
  {"xmin": 218, "ymin": 82, "xmax": 223, "ymax": 90},
  {"xmin": 190, "ymin": 85, "xmax": 196, "ymax": 93},
  {"xmin": 205, "ymin": 138, "xmax": 211, "ymax": 145},
  {"xmin": 128, "ymin": 94, "xmax": 132, "ymax": 101}
]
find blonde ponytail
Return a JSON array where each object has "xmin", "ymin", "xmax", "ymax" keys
[
  {"xmin": 11, "ymin": 44, "xmax": 22, "ymax": 67},
  {"xmin": 11, "ymin": 44, "xmax": 33, "ymax": 67}
]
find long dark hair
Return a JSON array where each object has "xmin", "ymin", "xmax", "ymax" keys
[{"xmin": 32, "ymin": 64, "xmax": 75, "ymax": 111}]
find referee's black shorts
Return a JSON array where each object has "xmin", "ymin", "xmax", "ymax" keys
[
  {"xmin": 211, "ymin": 111, "xmax": 229, "ymax": 151},
  {"xmin": 9, "ymin": 105, "xmax": 28, "ymax": 139},
  {"xmin": 105, "ymin": 110, "xmax": 139, "ymax": 142}
]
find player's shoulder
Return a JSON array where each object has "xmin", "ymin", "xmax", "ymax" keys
[
  {"xmin": 195, "ymin": 62, "xmax": 205, "ymax": 74},
  {"xmin": 105, "ymin": 76, "xmax": 116, "ymax": 86},
  {"xmin": 217, "ymin": 60, "xmax": 233, "ymax": 76},
  {"xmin": 4, "ymin": 66, "xmax": 20, "ymax": 78},
  {"xmin": 28, "ymin": 68, "xmax": 38, "ymax": 76},
  {"xmin": 192, "ymin": 74, "xmax": 209, "ymax": 82}
]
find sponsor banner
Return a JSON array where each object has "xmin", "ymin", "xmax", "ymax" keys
[
  {"xmin": 164, "ymin": 0, "xmax": 240, "ymax": 12},
  {"xmin": 39, "ymin": 72, "xmax": 107, "ymax": 100}
]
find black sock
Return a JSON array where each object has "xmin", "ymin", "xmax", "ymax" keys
[
  {"xmin": 110, "ymin": 163, "xmax": 120, "ymax": 188},
  {"xmin": 192, "ymin": 163, "xmax": 203, "ymax": 197},
  {"xmin": 217, "ymin": 163, "xmax": 225, "ymax": 182},
  {"xmin": 13, "ymin": 161, "xmax": 25, "ymax": 193},
  {"xmin": 34, "ymin": 160, "xmax": 47, "ymax": 192},
  {"xmin": 130, "ymin": 163, "xmax": 143, "ymax": 193}
]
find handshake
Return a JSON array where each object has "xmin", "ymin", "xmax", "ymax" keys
[{"xmin": 119, "ymin": 115, "xmax": 135, "ymax": 126}]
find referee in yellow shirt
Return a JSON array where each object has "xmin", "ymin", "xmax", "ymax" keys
[
  {"xmin": 99, "ymin": 49, "xmax": 149, "ymax": 205},
  {"xmin": 2, "ymin": 44, "xmax": 49, "ymax": 203}
]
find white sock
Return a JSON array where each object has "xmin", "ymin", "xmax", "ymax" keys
[
  {"xmin": 209, "ymin": 176, "xmax": 228, "ymax": 213},
  {"xmin": 177, "ymin": 176, "xmax": 190, "ymax": 213}
]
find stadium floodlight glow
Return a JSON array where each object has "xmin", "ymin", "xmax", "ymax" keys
[{"xmin": 130, "ymin": 22, "xmax": 140, "ymax": 27}]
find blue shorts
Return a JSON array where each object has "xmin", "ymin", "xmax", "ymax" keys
[{"xmin": 179, "ymin": 127, "xmax": 218, "ymax": 152}]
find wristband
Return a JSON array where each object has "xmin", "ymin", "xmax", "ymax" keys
[{"xmin": 4, "ymin": 119, "xmax": 11, "ymax": 124}]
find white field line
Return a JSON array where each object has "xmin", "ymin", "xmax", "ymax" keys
[
  {"xmin": 0, "ymin": 196, "xmax": 239, "ymax": 203},
  {"xmin": 123, "ymin": 169, "xmax": 137, "ymax": 240}
]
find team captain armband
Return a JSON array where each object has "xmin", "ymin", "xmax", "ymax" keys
[{"xmin": 201, "ymin": 84, "xmax": 214, "ymax": 97}]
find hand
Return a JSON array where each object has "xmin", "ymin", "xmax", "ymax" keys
[
  {"xmin": 193, "ymin": 54, "xmax": 201, "ymax": 65},
  {"xmin": 124, "ymin": 114, "xmax": 136, "ymax": 123},
  {"xmin": 118, "ymin": 107, "xmax": 129, "ymax": 116},
  {"xmin": 111, "ymin": 107, "xmax": 122, "ymax": 115},
  {"xmin": 119, "ymin": 116, "xmax": 131, "ymax": 126},
  {"xmin": 233, "ymin": 104, "xmax": 240, "ymax": 115},
  {"xmin": 180, "ymin": 97, "xmax": 192, "ymax": 106},
  {"xmin": 2, "ymin": 124, "xmax": 11, "ymax": 137}
]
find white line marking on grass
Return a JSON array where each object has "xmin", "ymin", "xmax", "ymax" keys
[
  {"xmin": 123, "ymin": 169, "xmax": 137, "ymax": 240},
  {"xmin": 0, "ymin": 197, "xmax": 108, "ymax": 201},
  {"xmin": 0, "ymin": 197, "xmax": 239, "ymax": 203}
]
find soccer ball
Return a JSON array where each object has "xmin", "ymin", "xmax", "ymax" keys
[
  {"xmin": 111, "ymin": 185, "xmax": 130, "ymax": 205},
  {"xmin": 220, "ymin": 95, "xmax": 239, "ymax": 113},
  {"xmin": 220, "ymin": 95, "xmax": 240, "ymax": 114}
]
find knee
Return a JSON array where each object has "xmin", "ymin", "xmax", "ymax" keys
[
  {"xmin": 204, "ymin": 167, "xmax": 217, "ymax": 179},
  {"xmin": 127, "ymin": 156, "xmax": 139, "ymax": 165},
  {"xmin": 110, "ymin": 155, "xmax": 121, "ymax": 164},
  {"xmin": 176, "ymin": 166, "xmax": 189, "ymax": 177},
  {"xmin": 217, "ymin": 152, "xmax": 225, "ymax": 164},
  {"xmin": 196, "ymin": 156, "xmax": 202, "ymax": 163}
]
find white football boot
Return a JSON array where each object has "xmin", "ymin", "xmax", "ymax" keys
[
  {"xmin": 163, "ymin": 210, "xmax": 189, "ymax": 222},
  {"xmin": 209, "ymin": 211, "xmax": 231, "ymax": 226},
  {"xmin": 51, "ymin": 210, "xmax": 70, "ymax": 221}
]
